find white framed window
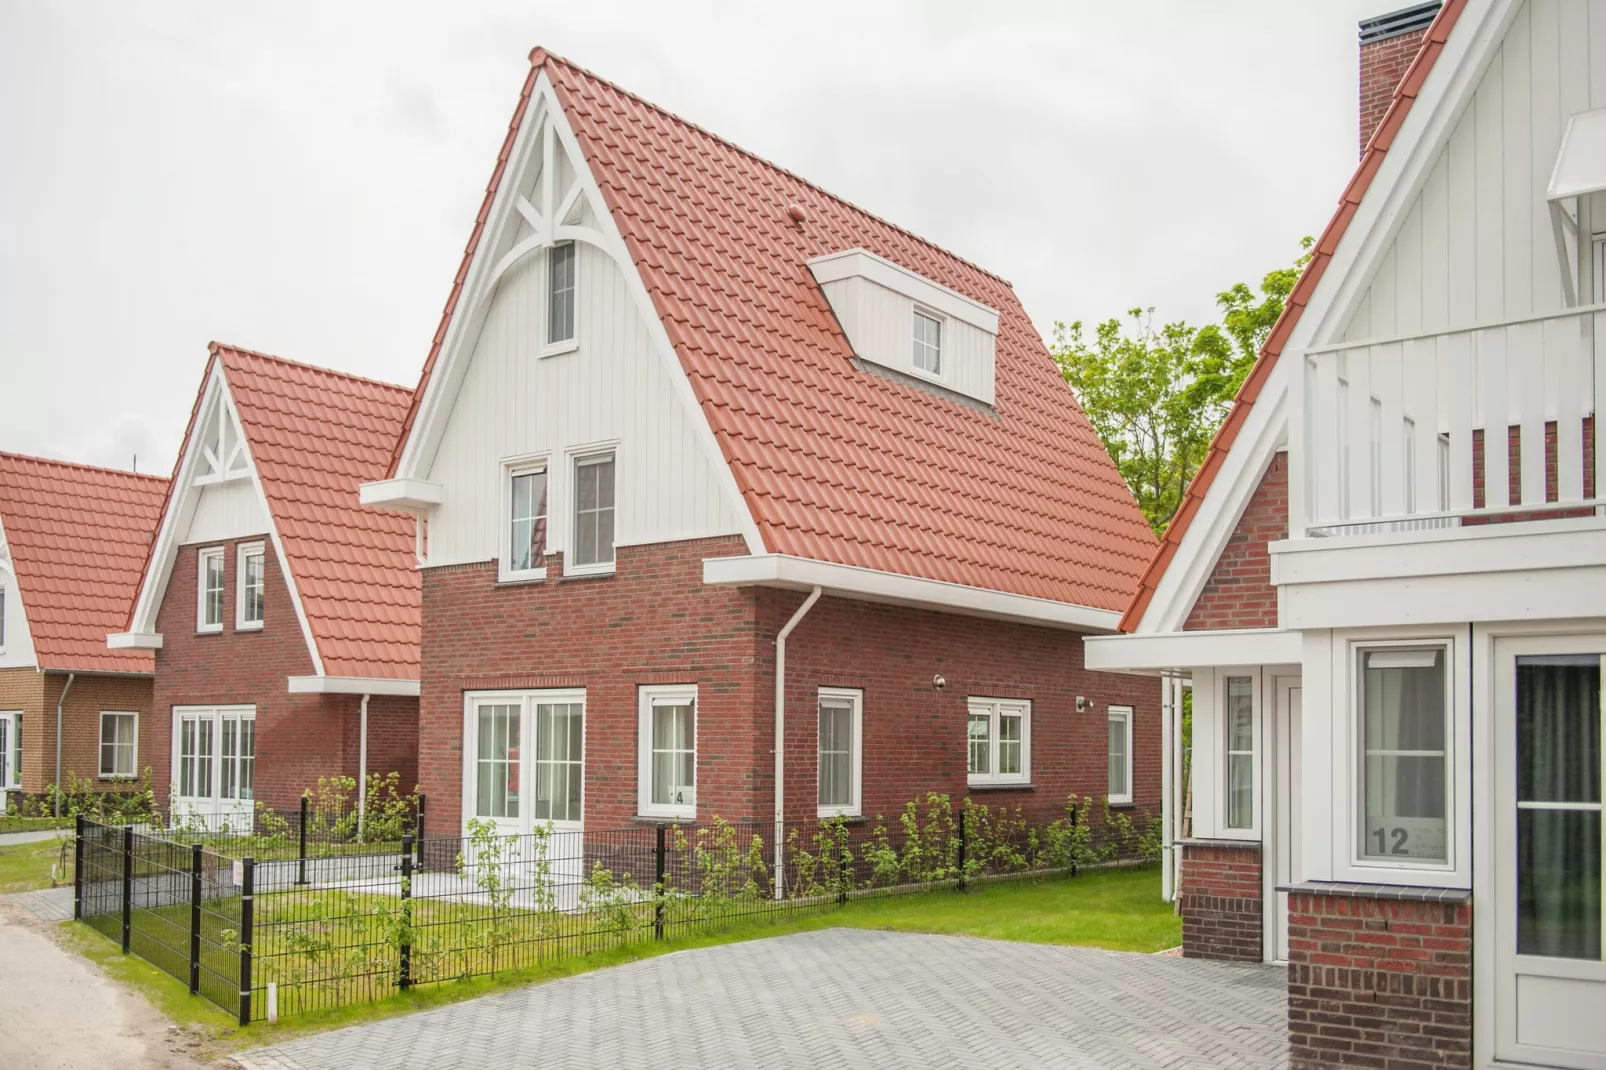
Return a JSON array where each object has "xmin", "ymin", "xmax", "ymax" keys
[
  {"xmin": 818, "ymin": 688, "xmax": 863, "ymax": 818},
  {"xmin": 966, "ymin": 698, "xmax": 1030, "ymax": 787},
  {"xmin": 1224, "ymin": 675, "xmax": 1256, "ymax": 832},
  {"xmin": 98, "ymin": 711, "xmax": 138, "ymax": 779},
  {"xmin": 172, "ymin": 706, "xmax": 254, "ymax": 809},
  {"xmin": 1357, "ymin": 644, "xmax": 1450, "ymax": 865},
  {"xmin": 1107, "ymin": 706, "xmax": 1134, "ymax": 806},
  {"xmin": 544, "ymin": 241, "xmax": 577, "ymax": 353},
  {"xmin": 912, "ymin": 308, "xmax": 942, "ymax": 375},
  {"xmin": 569, "ymin": 451, "xmax": 616, "ymax": 573},
  {"xmin": 0, "ymin": 712, "xmax": 20, "ymax": 789},
  {"xmin": 235, "ymin": 542, "xmax": 265, "ymax": 630},
  {"xmin": 501, "ymin": 459, "xmax": 549, "ymax": 581},
  {"xmin": 196, "ymin": 547, "xmax": 225, "ymax": 633},
  {"xmin": 638, "ymin": 684, "xmax": 696, "ymax": 819},
  {"xmin": 462, "ymin": 688, "xmax": 586, "ymax": 831}
]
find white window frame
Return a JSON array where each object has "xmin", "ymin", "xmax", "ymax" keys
[
  {"xmin": 1107, "ymin": 705, "xmax": 1134, "ymax": 806},
  {"xmin": 1352, "ymin": 637, "xmax": 1456, "ymax": 874},
  {"xmin": 966, "ymin": 697, "xmax": 1031, "ymax": 787},
  {"xmin": 459, "ymin": 688, "xmax": 587, "ymax": 833},
  {"xmin": 196, "ymin": 547, "xmax": 225, "ymax": 633},
  {"xmin": 817, "ymin": 687, "xmax": 863, "ymax": 818},
  {"xmin": 98, "ymin": 711, "xmax": 138, "ymax": 780},
  {"xmin": 542, "ymin": 240, "xmax": 579, "ymax": 357},
  {"xmin": 498, "ymin": 455, "xmax": 551, "ymax": 583},
  {"xmin": 566, "ymin": 445, "xmax": 618, "ymax": 577},
  {"xmin": 1220, "ymin": 673, "xmax": 1260, "ymax": 838},
  {"xmin": 170, "ymin": 705, "xmax": 255, "ymax": 812},
  {"xmin": 235, "ymin": 542, "xmax": 265, "ymax": 631},
  {"xmin": 638, "ymin": 684, "xmax": 697, "ymax": 820},
  {"xmin": 0, "ymin": 711, "xmax": 20, "ymax": 789},
  {"xmin": 912, "ymin": 306, "xmax": 943, "ymax": 378}
]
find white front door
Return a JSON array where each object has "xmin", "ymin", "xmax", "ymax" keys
[
  {"xmin": 1493, "ymin": 638, "xmax": 1606, "ymax": 1067},
  {"xmin": 0, "ymin": 711, "xmax": 20, "ymax": 809},
  {"xmin": 170, "ymin": 705, "xmax": 255, "ymax": 830},
  {"xmin": 1266, "ymin": 677, "xmax": 1302, "ymax": 962}
]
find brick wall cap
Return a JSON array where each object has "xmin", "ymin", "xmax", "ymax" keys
[{"xmin": 1278, "ymin": 880, "xmax": 1470, "ymax": 904}]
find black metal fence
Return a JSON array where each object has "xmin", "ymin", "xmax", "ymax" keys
[{"xmin": 77, "ymin": 796, "xmax": 1156, "ymax": 1024}]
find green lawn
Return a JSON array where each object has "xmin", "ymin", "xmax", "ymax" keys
[{"xmin": 0, "ymin": 836, "xmax": 71, "ymax": 893}]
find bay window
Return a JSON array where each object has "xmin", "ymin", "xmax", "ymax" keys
[
  {"xmin": 967, "ymin": 698, "xmax": 1030, "ymax": 787},
  {"xmin": 1358, "ymin": 646, "xmax": 1449, "ymax": 863},
  {"xmin": 639, "ymin": 685, "xmax": 696, "ymax": 819},
  {"xmin": 818, "ymin": 688, "xmax": 862, "ymax": 818}
]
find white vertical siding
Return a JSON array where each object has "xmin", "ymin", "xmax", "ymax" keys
[
  {"xmin": 1343, "ymin": 0, "xmax": 1606, "ymax": 343},
  {"xmin": 820, "ymin": 275, "xmax": 996, "ymax": 405},
  {"xmin": 182, "ymin": 479, "xmax": 269, "ymax": 545},
  {"xmin": 0, "ymin": 534, "xmax": 38, "ymax": 669},
  {"xmin": 424, "ymin": 240, "xmax": 746, "ymax": 567}
]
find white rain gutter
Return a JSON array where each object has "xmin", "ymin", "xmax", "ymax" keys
[
  {"xmin": 53, "ymin": 672, "xmax": 75, "ymax": 817},
  {"xmin": 357, "ymin": 693, "xmax": 370, "ymax": 840},
  {"xmin": 773, "ymin": 586, "xmax": 822, "ymax": 901}
]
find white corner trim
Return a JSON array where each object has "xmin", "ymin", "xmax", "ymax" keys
[
  {"xmin": 286, "ymin": 675, "xmax": 420, "ymax": 697},
  {"xmin": 703, "ymin": 553, "xmax": 1121, "ymax": 631},
  {"xmin": 807, "ymin": 248, "xmax": 1000, "ymax": 334},
  {"xmin": 359, "ymin": 478, "xmax": 443, "ymax": 510},
  {"xmin": 1083, "ymin": 628, "xmax": 1302, "ymax": 673},
  {"xmin": 107, "ymin": 632, "xmax": 164, "ymax": 650}
]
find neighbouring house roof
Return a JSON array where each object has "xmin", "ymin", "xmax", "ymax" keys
[
  {"xmin": 0, "ymin": 452, "xmax": 166, "ymax": 673},
  {"xmin": 390, "ymin": 50, "xmax": 1158, "ymax": 614},
  {"xmin": 132, "ymin": 344, "xmax": 420, "ymax": 680},
  {"xmin": 1116, "ymin": 0, "xmax": 1466, "ymax": 632}
]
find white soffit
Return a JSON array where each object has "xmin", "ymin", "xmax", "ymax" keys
[
  {"xmin": 359, "ymin": 478, "xmax": 443, "ymax": 510},
  {"xmin": 286, "ymin": 675, "xmax": 420, "ymax": 697},
  {"xmin": 107, "ymin": 632, "xmax": 163, "ymax": 650},
  {"xmin": 1083, "ymin": 628, "xmax": 1302, "ymax": 674},
  {"xmin": 1548, "ymin": 107, "xmax": 1606, "ymax": 201},
  {"xmin": 807, "ymin": 249, "xmax": 1000, "ymax": 334}
]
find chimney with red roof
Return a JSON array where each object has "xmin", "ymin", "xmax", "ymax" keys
[{"xmin": 1358, "ymin": 2, "xmax": 1442, "ymax": 156}]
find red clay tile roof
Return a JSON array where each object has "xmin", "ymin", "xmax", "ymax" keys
[
  {"xmin": 392, "ymin": 51, "xmax": 1157, "ymax": 613},
  {"xmin": 0, "ymin": 452, "xmax": 166, "ymax": 673},
  {"xmin": 1116, "ymin": 0, "xmax": 1466, "ymax": 632}
]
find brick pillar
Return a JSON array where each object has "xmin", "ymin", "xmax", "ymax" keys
[
  {"xmin": 1285, "ymin": 883, "xmax": 1472, "ymax": 1069},
  {"xmin": 1179, "ymin": 840, "xmax": 1263, "ymax": 962}
]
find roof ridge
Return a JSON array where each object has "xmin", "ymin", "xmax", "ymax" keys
[
  {"xmin": 531, "ymin": 47, "xmax": 1014, "ymax": 291},
  {"xmin": 0, "ymin": 449, "xmax": 168, "ymax": 484},
  {"xmin": 210, "ymin": 341, "xmax": 413, "ymax": 397}
]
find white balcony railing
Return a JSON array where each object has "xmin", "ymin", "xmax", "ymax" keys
[{"xmin": 1294, "ymin": 305, "xmax": 1606, "ymax": 536}]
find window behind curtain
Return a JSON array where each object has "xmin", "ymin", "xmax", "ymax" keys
[
  {"xmin": 650, "ymin": 699, "xmax": 695, "ymax": 808},
  {"xmin": 1225, "ymin": 678, "xmax": 1254, "ymax": 829},
  {"xmin": 509, "ymin": 468, "xmax": 548, "ymax": 572},
  {"xmin": 179, "ymin": 716, "xmax": 214, "ymax": 799},
  {"xmin": 967, "ymin": 711, "xmax": 990, "ymax": 776},
  {"xmin": 475, "ymin": 704, "xmax": 520, "ymax": 819},
  {"xmin": 818, "ymin": 695, "xmax": 856, "ymax": 811},
  {"xmin": 220, "ymin": 714, "xmax": 255, "ymax": 801},
  {"xmin": 99, "ymin": 713, "xmax": 136, "ymax": 778},
  {"xmin": 1108, "ymin": 710, "xmax": 1130, "ymax": 801},
  {"xmin": 533, "ymin": 701, "xmax": 583, "ymax": 823},
  {"xmin": 548, "ymin": 242, "xmax": 576, "ymax": 345},
  {"xmin": 1360, "ymin": 648, "xmax": 1447, "ymax": 861},
  {"xmin": 572, "ymin": 454, "xmax": 616, "ymax": 567}
]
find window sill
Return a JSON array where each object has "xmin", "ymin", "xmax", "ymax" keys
[
  {"xmin": 1107, "ymin": 798, "xmax": 1135, "ymax": 809},
  {"xmin": 817, "ymin": 810, "xmax": 866, "ymax": 823},
  {"xmin": 495, "ymin": 570, "xmax": 549, "ymax": 587},
  {"xmin": 98, "ymin": 775, "xmax": 138, "ymax": 783},
  {"xmin": 560, "ymin": 565, "xmax": 616, "ymax": 581},
  {"xmin": 195, "ymin": 627, "xmax": 223, "ymax": 636},
  {"xmin": 633, "ymin": 814, "xmax": 696, "ymax": 825},
  {"xmin": 235, "ymin": 622, "xmax": 264, "ymax": 633},
  {"xmin": 540, "ymin": 339, "xmax": 579, "ymax": 359},
  {"xmin": 966, "ymin": 782, "xmax": 1035, "ymax": 793}
]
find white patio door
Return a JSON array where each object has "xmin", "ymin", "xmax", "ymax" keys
[
  {"xmin": 1493, "ymin": 637, "xmax": 1606, "ymax": 1067},
  {"xmin": 171, "ymin": 706, "xmax": 255, "ymax": 830}
]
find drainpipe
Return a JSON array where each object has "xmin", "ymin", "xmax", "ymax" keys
[
  {"xmin": 1160, "ymin": 673, "xmax": 1175, "ymax": 902},
  {"xmin": 357, "ymin": 693, "xmax": 370, "ymax": 840},
  {"xmin": 53, "ymin": 672, "xmax": 75, "ymax": 817},
  {"xmin": 773, "ymin": 586, "xmax": 822, "ymax": 902}
]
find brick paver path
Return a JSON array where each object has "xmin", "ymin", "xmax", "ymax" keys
[{"xmin": 237, "ymin": 929, "xmax": 1287, "ymax": 1069}]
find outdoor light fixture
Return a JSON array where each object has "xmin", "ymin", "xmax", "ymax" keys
[
  {"xmin": 1076, "ymin": 696, "xmax": 1094, "ymax": 712},
  {"xmin": 932, "ymin": 674, "xmax": 946, "ymax": 691}
]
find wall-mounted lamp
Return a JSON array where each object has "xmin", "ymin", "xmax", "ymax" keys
[
  {"xmin": 1076, "ymin": 696, "xmax": 1095, "ymax": 713},
  {"xmin": 932, "ymin": 674, "xmax": 946, "ymax": 691}
]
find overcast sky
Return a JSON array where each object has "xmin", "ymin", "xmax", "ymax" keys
[{"xmin": 1, "ymin": 0, "xmax": 1390, "ymax": 475}]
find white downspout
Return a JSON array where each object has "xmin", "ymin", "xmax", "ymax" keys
[
  {"xmin": 53, "ymin": 672, "xmax": 75, "ymax": 817},
  {"xmin": 773, "ymin": 586, "xmax": 822, "ymax": 901},
  {"xmin": 1161, "ymin": 673, "xmax": 1174, "ymax": 902},
  {"xmin": 357, "ymin": 693, "xmax": 370, "ymax": 840}
]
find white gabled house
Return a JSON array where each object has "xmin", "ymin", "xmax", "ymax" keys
[{"xmin": 1089, "ymin": 1, "xmax": 1606, "ymax": 1065}]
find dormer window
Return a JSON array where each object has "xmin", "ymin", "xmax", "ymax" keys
[
  {"xmin": 546, "ymin": 242, "xmax": 577, "ymax": 350},
  {"xmin": 912, "ymin": 309, "xmax": 942, "ymax": 376}
]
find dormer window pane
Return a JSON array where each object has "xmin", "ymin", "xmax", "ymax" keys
[
  {"xmin": 548, "ymin": 242, "xmax": 576, "ymax": 345},
  {"xmin": 913, "ymin": 309, "xmax": 941, "ymax": 375}
]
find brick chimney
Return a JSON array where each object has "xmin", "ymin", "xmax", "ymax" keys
[{"xmin": 1358, "ymin": 2, "xmax": 1442, "ymax": 156}]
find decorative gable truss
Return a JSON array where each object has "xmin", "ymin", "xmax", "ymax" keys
[
  {"xmin": 110, "ymin": 361, "xmax": 323, "ymax": 676},
  {"xmin": 370, "ymin": 66, "xmax": 763, "ymax": 554}
]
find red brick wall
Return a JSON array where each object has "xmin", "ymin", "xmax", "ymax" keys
[
  {"xmin": 419, "ymin": 537, "xmax": 1161, "ymax": 833},
  {"xmin": 151, "ymin": 536, "xmax": 418, "ymax": 810},
  {"xmin": 1287, "ymin": 890, "xmax": 1473, "ymax": 1068},
  {"xmin": 1180, "ymin": 841, "xmax": 1263, "ymax": 961},
  {"xmin": 1361, "ymin": 27, "xmax": 1430, "ymax": 156},
  {"xmin": 0, "ymin": 667, "xmax": 153, "ymax": 795},
  {"xmin": 1184, "ymin": 452, "xmax": 1286, "ymax": 632}
]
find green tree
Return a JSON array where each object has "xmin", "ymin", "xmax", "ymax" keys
[{"xmin": 1053, "ymin": 238, "xmax": 1312, "ymax": 534}]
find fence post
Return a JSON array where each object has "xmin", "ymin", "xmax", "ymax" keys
[
  {"xmin": 296, "ymin": 795, "xmax": 309, "ymax": 886},
  {"xmin": 239, "ymin": 857, "xmax": 254, "ymax": 1026},
  {"xmin": 956, "ymin": 807, "xmax": 967, "ymax": 893},
  {"xmin": 415, "ymin": 794, "xmax": 426, "ymax": 865},
  {"xmin": 189, "ymin": 843, "xmax": 203, "ymax": 994},
  {"xmin": 1070, "ymin": 803, "xmax": 1079, "ymax": 878},
  {"xmin": 120, "ymin": 825, "xmax": 133, "ymax": 953},
  {"xmin": 398, "ymin": 835, "xmax": 413, "ymax": 990},
  {"xmin": 654, "ymin": 824, "xmax": 666, "ymax": 940},
  {"xmin": 73, "ymin": 814, "xmax": 85, "ymax": 920}
]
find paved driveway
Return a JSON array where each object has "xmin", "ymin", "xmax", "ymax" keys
[{"xmin": 237, "ymin": 929, "xmax": 1287, "ymax": 1070}]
